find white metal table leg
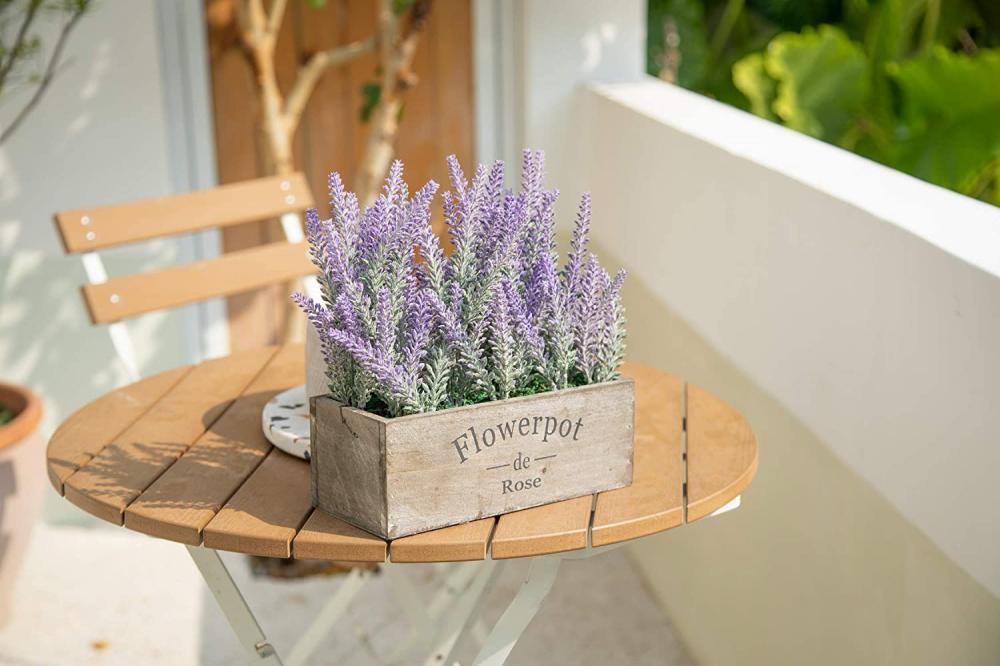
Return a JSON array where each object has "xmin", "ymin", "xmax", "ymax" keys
[
  {"xmin": 187, "ymin": 546, "xmax": 284, "ymax": 665},
  {"xmin": 285, "ymin": 567, "xmax": 369, "ymax": 666},
  {"xmin": 424, "ymin": 560, "xmax": 504, "ymax": 666},
  {"xmin": 468, "ymin": 555, "xmax": 562, "ymax": 666},
  {"xmin": 428, "ymin": 562, "xmax": 483, "ymax": 618},
  {"xmin": 381, "ymin": 562, "xmax": 438, "ymax": 660}
]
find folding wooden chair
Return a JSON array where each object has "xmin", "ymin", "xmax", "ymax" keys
[
  {"xmin": 52, "ymin": 173, "xmax": 470, "ymax": 664},
  {"xmin": 53, "ymin": 173, "xmax": 317, "ymax": 379}
]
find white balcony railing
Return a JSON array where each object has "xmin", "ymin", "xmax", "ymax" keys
[{"xmin": 580, "ymin": 78, "xmax": 1000, "ymax": 599}]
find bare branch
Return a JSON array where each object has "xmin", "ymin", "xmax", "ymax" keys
[
  {"xmin": 283, "ymin": 36, "xmax": 377, "ymax": 131},
  {"xmin": 0, "ymin": 0, "xmax": 42, "ymax": 94},
  {"xmin": 236, "ymin": 0, "xmax": 268, "ymax": 47},
  {"xmin": 377, "ymin": 0, "xmax": 396, "ymax": 92},
  {"xmin": 0, "ymin": 5, "xmax": 86, "ymax": 145},
  {"xmin": 248, "ymin": 0, "xmax": 268, "ymax": 32},
  {"xmin": 266, "ymin": 0, "xmax": 288, "ymax": 36},
  {"xmin": 354, "ymin": 0, "xmax": 433, "ymax": 205}
]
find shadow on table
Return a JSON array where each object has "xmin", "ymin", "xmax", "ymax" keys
[{"xmin": 65, "ymin": 390, "xmax": 293, "ymax": 515}]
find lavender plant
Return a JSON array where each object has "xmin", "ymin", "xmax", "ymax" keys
[{"xmin": 295, "ymin": 150, "xmax": 627, "ymax": 417}]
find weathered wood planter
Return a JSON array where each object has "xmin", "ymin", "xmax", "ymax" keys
[{"xmin": 310, "ymin": 379, "xmax": 635, "ymax": 539}]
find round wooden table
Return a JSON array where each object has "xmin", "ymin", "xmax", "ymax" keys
[
  {"xmin": 47, "ymin": 344, "xmax": 757, "ymax": 561},
  {"xmin": 46, "ymin": 344, "xmax": 757, "ymax": 664}
]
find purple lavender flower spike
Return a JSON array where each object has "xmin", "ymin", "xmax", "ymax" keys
[
  {"xmin": 486, "ymin": 159, "xmax": 506, "ymax": 202},
  {"xmin": 374, "ymin": 288, "xmax": 396, "ymax": 361},
  {"xmin": 402, "ymin": 288, "xmax": 434, "ymax": 374},
  {"xmin": 296, "ymin": 150, "xmax": 626, "ymax": 415},
  {"xmin": 503, "ymin": 278, "xmax": 544, "ymax": 364},
  {"xmin": 521, "ymin": 149, "xmax": 545, "ymax": 213},
  {"xmin": 446, "ymin": 154, "xmax": 467, "ymax": 197},
  {"xmin": 383, "ymin": 160, "xmax": 406, "ymax": 206},
  {"xmin": 563, "ymin": 192, "xmax": 592, "ymax": 298},
  {"xmin": 333, "ymin": 291, "xmax": 363, "ymax": 339},
  {"xmin": 328, "ymin": 172, "xmax": 347, "ymax": 220},
  {"xmin": 573, "ymin": 256, "xmax": 604, "ymax": 381},
  {"xmin": 327, "ymin": 329, "xmax": 405, "ymax": 397}
]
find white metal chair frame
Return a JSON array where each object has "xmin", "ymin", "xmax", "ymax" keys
[
  {"xmin": 74, "ymin": 200, "xmax": 463, "ymax": 665},
  {"xmin": 185, "ymin": 497, "xmax": 741, "ymax": 666}
]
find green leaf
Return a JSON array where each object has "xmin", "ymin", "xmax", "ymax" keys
[
  {"xmin": 765, "ymin": 25, "xmax": 869, "ymax": 139},
  {"xmin": 887, "ymin": 47, "xmax": 1000, "ymax": 200},
  {"xmin": 702, "ymin": 9, "xmax": 780, "ymax": 109},
  {"xmin": 305, "ymin": 0, "xmax": 327, "ymax": 8},
  {"xmin": 732, "ymin": 52, "xmax": 778, "ymax": 119},
  {"xmin": 393, "ymin": 0, "xmax": 415, "ymax": 16},
  {"xmin": 359, "ymin": 80, "xmax": 381, "ymax": 123}
]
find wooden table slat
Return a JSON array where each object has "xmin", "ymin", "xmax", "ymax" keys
[
  {"xmin": 389, "ymin": 518, "xmax": 496, "ymax": 563},
  {"xmin": 590, "ymin": 364, "xmax": 684, "ymax": 547},
  {"xmin": 203, "ymin": 447, "xmax": 314, "ymax": 558},
  {"xmin": 46, "ymin": 365, "xmax": 191, "ymax": 494},
  {"xmin": 491, "ymin": 495, "xmax": 593, "ymax": 559},
  {"xmin": 125, "ymin": 345, "xmax": 303, "ymax": 544},
  {"xmin": 293, "ymin": 510, "xmax": 387, "ymax": 563},
  {"xmin": 63, "ymin": 347, "xmax": 278, "ymax": 524},
  {"xmin": 686, "ymin": 384, "xmax": 758, "ymax": 522}
]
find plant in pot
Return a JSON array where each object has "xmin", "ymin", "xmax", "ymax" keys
[
  {"xmin": 295, "ymin": 150, "xmax": 633, "ymax": 539},
  {"xmin": 0, "ymin": 381, "xmax": 44, "ymax": 626}
]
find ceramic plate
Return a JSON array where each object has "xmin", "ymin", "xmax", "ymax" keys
[{"xmin": 262, "ymin": 384, "xmax": 311, "ymax": 459}]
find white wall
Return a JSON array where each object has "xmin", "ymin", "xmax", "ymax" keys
[
  {"xmin": 579, "ymin": 80, "xmax": 1000, "ymax": 664},
  {"xmin": 504, "ymin": 2, "xmax": 1000, "ymax": 662},
  {"xmin": 0, "ymin": 0, "xmax": 213, "ymax": 521},
  {"xmin": 474, "ymin": 0, "xmax": 645, "ymax": 186},
  {"xmin": 508, "ymin": 0, "xmax": 1000, "ymax": 595},
  {"xmin": 585, "ymin": 79, "xmax": 1000, "ymax": 597}
]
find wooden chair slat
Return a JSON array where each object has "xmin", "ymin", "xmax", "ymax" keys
[
  {"xmin": 203, "ymin": 446, "xmax": 314, "ymax": 558},
  {"xmin": 293, "ymin": 510, "xmax": 387, "ymax": 563},
  {"xmin": 55, "ymin": 173, "xmax": 314, "ymax": 253},
  {"xmin": 490, "ymin": 495, "xmax": 592, "ymax": 559},
  {"xmin": 686, "ymin": 384, "xmax": 758, "ymax": 522},
  {"xmin": 46, "ymin": 365, "xmax": 191, "ymax": 494},
  {"xmin": 590, "ymin": 364, "xmax": 685, "ymax": 547},
  {"xmin": 125, "ymin": 345, "xmax": 300, "ymax": 545},
  {"xmin": 82, "ymin": 241, "xmax": 316, "ymax": 324},
  {"xmin": 389, "ymin": 518, "xmax": 496, "ymax": 563},
  {"xmin": 62, "ymin": 348, "xmax": 278, "ymax": 524}
]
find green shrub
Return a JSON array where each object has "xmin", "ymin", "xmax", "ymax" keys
[{"xmin": 648, "ymin": 0, "xmax": 999, "ymax": 205}]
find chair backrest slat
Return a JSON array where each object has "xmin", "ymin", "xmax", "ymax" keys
[
  {"xmin": 81, "ymin": 241, "xmax": 316, "ymax": 324},
  {"xmin": 55, "ymin": 173, "xmax": 315, "ymax": 253}
]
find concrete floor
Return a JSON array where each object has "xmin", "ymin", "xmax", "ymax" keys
[{"xmin": 0, "ymin": 524, "xmax": 696, "ymax": 665}]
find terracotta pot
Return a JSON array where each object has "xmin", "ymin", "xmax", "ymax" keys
[{"xmin": 0, "ymin": 382, "xmax": 44, "ymax": 627}]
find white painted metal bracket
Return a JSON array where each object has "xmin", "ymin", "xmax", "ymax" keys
[{"xmin": 191, "ymin": 497, "xmax": 742, "ymax": 666}]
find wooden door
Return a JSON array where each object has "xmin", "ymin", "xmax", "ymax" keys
[{"xmin": 205, "ymin": 0, "xmax": 474, "ymax": 349}]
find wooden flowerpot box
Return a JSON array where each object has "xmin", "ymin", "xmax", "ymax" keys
[{"xmin": 310, "ymin": 379, "xmax": 635, "ymax": 539}]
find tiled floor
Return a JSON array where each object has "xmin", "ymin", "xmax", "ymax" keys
[{"xmin": 0, "ymin": 524, "xmax": 696, "ymax": 665}]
